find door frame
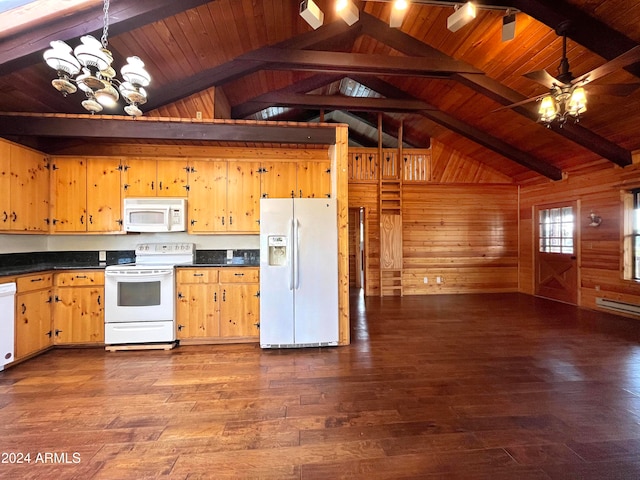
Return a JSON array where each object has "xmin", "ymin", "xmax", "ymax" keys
[{"xmin": 533, "ymin": 200, "xmax": 580, "ymax": 305}]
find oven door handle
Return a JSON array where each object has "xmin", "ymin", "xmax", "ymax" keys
[{"xmin": 105, "ymin": 269, "xmax": 174, "ymax": 277}]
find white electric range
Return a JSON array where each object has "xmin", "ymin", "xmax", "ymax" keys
[{"xmin": 104, "ymin": 243, "xmax": 195, "ymax": 345}]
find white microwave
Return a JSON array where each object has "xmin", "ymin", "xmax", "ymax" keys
[{"xmin": 123, "ymin": 198, "xmax": 187, "ymax": 232}]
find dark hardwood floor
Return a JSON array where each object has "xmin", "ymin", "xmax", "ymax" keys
[{"xmin": 3, "ymin": 291, "xmax": 640, "ymax": 479}]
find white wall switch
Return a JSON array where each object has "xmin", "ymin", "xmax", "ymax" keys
[{"xmin": 423, "ymin": 277, "xmax": 428, "ymax": 284}]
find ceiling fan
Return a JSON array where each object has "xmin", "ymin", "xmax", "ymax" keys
[{"xmin": 497, "ymin": 21, "xmax": 640, "ymax": 126}]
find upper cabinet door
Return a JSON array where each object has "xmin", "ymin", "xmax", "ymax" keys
[
  {"xmin": 86, "ymin": 157, "xmax": 122, "ymax": 232},
  {"xmin": 297, "ymin": 160, "xmax": 332, "ymax": 199},
  {"xmin": 188, "ymin": 160, "xmax": 227, "ymax": 232},
  {"xmin": 227, "ymin": 161, "xmax": 261, "ymax": 233},
  {"xmin": 121, "ymin": 158, "xmax": 157, "ymax": 197},
  {"xmin": 261, "ymin": 161, "xmax": 297, "ymax": 199},
  {"xmin": 51, "ymin": 157, "xmax": 87, "ymax": 233},
  {"xmin": 0, "ymin": 141, "xmax": 10, "ymax": 231},
  {"xmin": 10, "ymin": 145, "xmax": 49, "ymax": 232},
  {"xmin": 156, "ymin": 160, "xmax": 188, "ymax": 197}
]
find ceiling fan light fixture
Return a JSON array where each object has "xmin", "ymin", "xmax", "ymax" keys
[
  {"xmin": 390, "ymin": 0, "xmax": 409, "ymax": 28},
  {"xmin": 538, "ymin": 95, "xmax": 558, "ymax": 123},
  {"xmin": 336, "ymin": 0, "xmax": 359, "ymax": 26},
  {"xmin": 567, "ymin": 86, "xmax": 587, "ymax": 116}
]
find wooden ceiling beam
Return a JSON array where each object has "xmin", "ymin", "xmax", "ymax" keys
[
  {"xmin": 351, "ymin": 75, "xmax": 562, "ymax": 180},
  {"xmin": 241, "ymin": 48, "xmax": 482, "ymax": 77},
  {"xmin": 237, "ymin": 93, "xmax": 435, "ymax": 113},
  {"xmin": 0, "ymin": 115, "xmax": 337, "ymax": 146},
  {"xmin": 0, "ymin": 0, "xmax": 214, "ymax": 74},
  {"xmin": 359, "ymin": 12, "xmax": 632, "ymax": 168},
  {"xmin": 145, "ymin": 21, "xmax": 360, "ymax": 111}
]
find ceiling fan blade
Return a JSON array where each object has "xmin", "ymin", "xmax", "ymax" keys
[
  {"xmin": 491, "ymin": 92, "xmax": 548, "ymax": 113},
  {"xmin": 586, "ymin": 83, "xmax": 640, "ymax": 96},
  {"xmin": 574, "ymin": 45, "xmax": 640, "ymax": 85},
  {"xmin": 524, "ymin": 69, "xmax": 563, "ymax": 89}
]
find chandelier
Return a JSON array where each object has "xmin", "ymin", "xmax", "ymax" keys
[
  {"xmin": 538, "ymin": 85, "xmax": 587, "ymax": 127},
  {"xmin": 43, "ymin": 0, "xmax": 150, "ymax": 117}
]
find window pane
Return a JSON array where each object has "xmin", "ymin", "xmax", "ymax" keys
[{"xmin": 538, "ymin": 206, "xmax": 574, "ymax": 255}]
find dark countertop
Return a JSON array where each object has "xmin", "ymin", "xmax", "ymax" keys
[{"xmin": 0, "ymin": 263, "xmax": 108, "ymax": 277}]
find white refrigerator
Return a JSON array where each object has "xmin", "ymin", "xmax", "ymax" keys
[{"xmin": 260, "ymin": 198, "xmax": 339, "ymax": 348}]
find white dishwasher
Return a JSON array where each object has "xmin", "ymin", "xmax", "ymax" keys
[{"xmin": 0, "ymin": 282, "xmax": 16, "ymax": 371}]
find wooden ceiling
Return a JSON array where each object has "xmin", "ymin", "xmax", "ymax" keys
[{"xmin": 1, "ymin": 0, "xmax": 640, "ymax": 183}]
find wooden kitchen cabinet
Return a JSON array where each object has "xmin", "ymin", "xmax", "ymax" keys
[
  {"xmin": 176, "ymin": 267, "xmax": 259, "ymax": 343},
  {"xmin": 188, "ymin": 160, "xmax": 260, "ymax": 233},
  {"xmin": 122, "ymin": 158, "xmax": 188, "ymax": 197},
  {"xmin": 219, "ymin": 268, "xmax": 260, "ymax": 339},
  {"xmin": 53, "ymin": 271, "xmax": 104, "ymax": 345},
  {"xmin": 261, "ymin": 160, "xmax": 331, "ymax": 199},
  {"xmin": 15, "ymin": 273, "xmax": 53, "ymax": 360},
  {"xmin": 0, "ymin": 139, "xmax": 50, "ymax": 233},
  {"xmin": 50, "ymin": 157, "xmax": 122, "ymax": 233},
  {"xmin": 176, "ymin": 268, "xmax": 220, "ymax": 340}
]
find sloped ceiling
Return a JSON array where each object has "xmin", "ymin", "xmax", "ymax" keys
[{"xmin": 1, "ymin": 0, "xmax": 640, "ymax": 184}]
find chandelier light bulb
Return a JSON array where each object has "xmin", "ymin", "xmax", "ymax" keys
[{"xmin": 567, "ymin": 86, "xmax": 587, "ymax": 116}]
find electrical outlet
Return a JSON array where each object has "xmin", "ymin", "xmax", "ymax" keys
[
  {"xmin": 423, "ymin": 277, "xmax": 428, "ymax": 284},
  {"xmin": 226, "ymin": 249, "xmax": 233, "ymax": 260},
  {"xmin": 436, "ymin": 276, "xmax": 442, "ymax": 284},
  {"xmin": 196, "ymin": 111, "xmax": 202, "ymax": 120},
  {"xmin": 99, "ymin": 250, "xmax": 106, "ymax": 262}
]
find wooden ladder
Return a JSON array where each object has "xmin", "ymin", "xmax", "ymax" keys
[{"xmin": 379, "ymin": 165, "xmax": 403, "ymax": 296}]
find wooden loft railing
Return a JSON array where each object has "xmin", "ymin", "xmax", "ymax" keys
[{"xmin": 348, "ymin": 146, "xmax": 431, "ymax": 297}]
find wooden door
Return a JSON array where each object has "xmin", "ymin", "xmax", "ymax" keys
[
  {"xmin": 11, "ymin": 146, "xmax": 49, "ymax": 232},
  {"xmin": 15, "ymin": 289, "xmax": 52, "ymax": 359},
  {"xmin": 0, "ymin": 140, "xmax": 10, "ymax": 231},
  {"xmin": 122, "ymin": 158, "xmax": 157, "ymax": 197},
  {"xmin": 51, "ymin": 157, "xmax": 87, "ymax": 232},
  {"xmin": 227, "ymin": 161, "xmax": 260, "ymax": 233},
  {"xmin": 261, "ymin": 161, "xmax": 297, "ymax": 199},
  {"xmin": 156, "ymin": 159, "xmax": 188, "ymax": 197},
  {"xmin": 297, "ymin": 160, "xmax": 331, "ymax": 198},
  {"xmin": 176, "ymin": 283, "xmax": 219, "ymax": 339},
  {"xmin": 87, "ymin": 158, "xmax": 122, "ymax": 232},
  {"xmin": 187, "ymin": 160, "xmax": 227, "ymax": 232},
  {"xmin": 53, "ymin": 287, "xmax": 104, "ymax": 344},
  {"xmin": 534, "ymin": 202, "xmax": 578, "ymax": 305},
  {"xmin": 219, "ymin": 283, "xmax": 260, "ymax": 338}
]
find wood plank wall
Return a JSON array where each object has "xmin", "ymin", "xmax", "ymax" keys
[
  {"xmin": 519, "ymin": 160, "xmax": 640, "ymax": 314},
  {"xmin": 349, "ymin": 140, "xmax": 517, "ymax": 296}
]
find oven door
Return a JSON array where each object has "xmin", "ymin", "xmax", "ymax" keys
[{"xmin": 105, "ymin": 268, "xmax": 175, "ymax": 323}]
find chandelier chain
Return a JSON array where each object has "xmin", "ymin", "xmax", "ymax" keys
[{"xmin": 101, "ymin": 0, "xmax": 110, "ymax": 48}]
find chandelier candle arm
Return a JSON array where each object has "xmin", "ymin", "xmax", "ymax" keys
[{"xmin": 42, "ymin": 0, "xmax": 150, "ymax": 117}]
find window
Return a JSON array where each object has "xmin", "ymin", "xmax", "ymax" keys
[
  {"xmin": 539, "ymin": 206, "xmax": 574, "ymax": 254},
  {"xmin": 625, "ymin": 188, "xmax": 640, "ymax": 280}
]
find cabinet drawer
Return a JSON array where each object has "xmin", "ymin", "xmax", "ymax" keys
[
  {"xmin": 219, "ymin": 268, "xmax": 259, "ymax": 283},
  {"xmin": 55, "ymin": 271, "xmax": 105, "ymax": 287},
  {"xmin": 177, "ymin": 269, "xmax": 219, "ymax": 284},
  {"xmin": 16, "ymin": 273, "xmax": 53, "ymax": 292}
]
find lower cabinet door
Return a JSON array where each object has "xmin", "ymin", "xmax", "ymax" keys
[
  {"xmin": 15, "ymin": 290, "xmax": 52, "ymax": 359},
  {"xmin": 219, "ymin": 284, "xmax": 259, "ymax": 338},
  {"xmin": 177, "ymin": 283, "xmax": 220, "ymax": 339},
  {"xmin": 53, "ymin": 287, "xmax": 104, "ymax": 344}
]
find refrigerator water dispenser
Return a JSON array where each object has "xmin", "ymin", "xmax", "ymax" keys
[{"xmin": 268, "ymin": 235, "xmax": 288, "ymax": 266}]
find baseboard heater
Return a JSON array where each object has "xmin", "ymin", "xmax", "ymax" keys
[{"xmin": 596, "ymin": 297, "xmax": 640, "ymax": 316}]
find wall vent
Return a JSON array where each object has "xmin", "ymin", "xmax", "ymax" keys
[{"xmin": 596, "ymin": 297, "xmax": 640, "ymax": 316}]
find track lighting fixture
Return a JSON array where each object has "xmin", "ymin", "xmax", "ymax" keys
[
  {"xmin": 447, "ymin": 2, "xmax": 476, "ymax": 32},
  {"xmin": 336, "ymin": 0, "xmax": 360, "ymax": 26},
  {"xmin": 299, "ymin": 0, "xmax": 324, "ymax": 30},
  {"xmin": 390, "ymin": 0, "xmax": 409, "ymax": 28}
]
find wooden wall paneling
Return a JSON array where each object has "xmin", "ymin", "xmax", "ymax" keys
[
  {"xmin": 431, "ymin": 139, "xmax": 513, "ymax": 184},
  {"xmin": 380, "ymin": 214, "xmax": 403, "ymax": 270},
  {"xmin": 348, "ymin": 208, "xmax": 358, "ymax": 287},
  {"xmin": 402, "ymin": 183, "xmax": 519, "ymax": 296},
  {"xmin": 519, "ymin": 162, "xmax": 640, "ymax": 316}
]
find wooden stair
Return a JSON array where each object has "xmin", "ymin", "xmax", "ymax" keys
[{"xmin": 379, "ymin": 171, "xmax": 403, "ymax": 297}]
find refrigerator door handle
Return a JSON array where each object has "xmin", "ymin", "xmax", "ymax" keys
[
  {"xmin": 289, "ymin": 218, "xmax": 295, "ymax": 291},
  {"xmin": 294, "ymin": 219, "xmax": 300, "ymax": 290}
]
